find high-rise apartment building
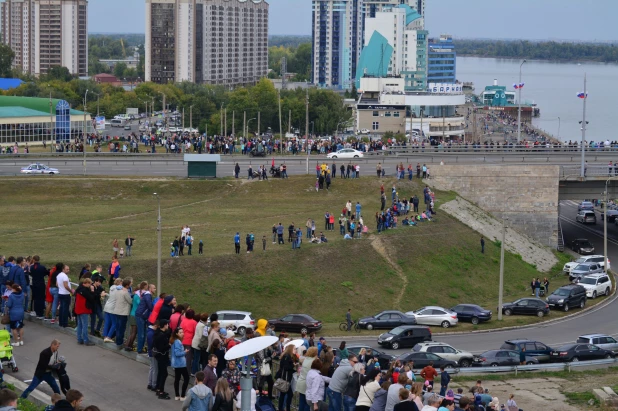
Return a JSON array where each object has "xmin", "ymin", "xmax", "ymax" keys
[
  {"xmin": 0, "ymin": 0, "xmax": 88, "ymax": 76},
  {"xmin": 363, "ymin": 0, "xmax": 424, "ymax": 17},
  {"xmin": 145, "ymin": 0, "xmax": 269, "ymax": 87},
  {"xmin": 427, "ymin": 34, "xmax": 456, "ymax": 83},
  {"xmin": 311, "ymin": 0, "xmax": 363, "ymax": 89}
]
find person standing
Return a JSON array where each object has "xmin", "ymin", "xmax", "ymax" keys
[
  {"xmin": 534, "ymin": 278, "xmax": 541, "ymax": 298},
  {"xmin": 74, "ymin": 278, "xmax": 96, "ymax": 346},
  {"xmin": 154, "ymin": 319, "xmax": 172, "ymax": 400},
  {"xmin": 182, "ymin": 371, "xmax": 213, "ymax": 411},
  {"xmin": 56, "ymin": 265, "xmax": 73, "ymax": 328},
  {"xmin": 29, "ymin": 256, "xmax": 48, "ymax": 319},
  {"xmin": 7, "ymin": 284, "xmax": 25, "ymax": 346},
  {"xmin": 307, "ymin": 218, "xmax": 313, "ymax": 239},
  {"xmin": 355, "ymin": 203, "xmax": 361, "ymax": 221},
  {"xmin": 21, "ymin": 340, "xmax": 62, "ymax": 399},
  {"xmin": 171, "ymin": 327, "xmax": 190, "ymax": 401},
  {"xmin": 234, "ymin": 233, "xmax": 241, "ymax": 254},
  {"xmin": 235, "ymin": 163, "xmax": 240, "ymax": 179},
  {"xmin": 112, "ymin": 238, "xmax": 119, "ymax": 258},
  {"xmin": 186, "ymin": 234, "xmax": 193, "ymax": 256},
  {"xmin": 420, "ymin": 361, "xmax": 437, "ymax": 387},
  {"xmin": 480, "ymin": 237, "xmax": 485, "ymax": 254},
  {"xmin": 438, "ymin": 366, "xmax": 450, "ymax": 397},
  {"xmin": 114, "ymin": 278, "xmax": 133, "ymax": 349},
  {"xmin": 125, "ymin": 235, "xmax": 135, "ymax": 257},
  {"xmin": 278, "ymin": 345, "xmax": 297, "ymax": 411}
]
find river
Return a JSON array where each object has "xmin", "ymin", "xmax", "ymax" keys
[{"xmin": 456, "ymin": 57, "xmax": 618, "ymax": 143}]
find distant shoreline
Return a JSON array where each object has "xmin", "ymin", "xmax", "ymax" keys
[{"xmin": 457, "ymin": 54, "xmax": 618, "ymax": 65}]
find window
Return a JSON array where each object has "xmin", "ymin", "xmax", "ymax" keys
[
  {"xmin": 281, "ymin": 315, "xmax": 293, "ymax": 321},
  {"xmin": 384, "ymin": 111, "xmax": 391, "ymax": 117},
  {"xmin": 372, "ymin": 122, "xmax": 379, "ymax": 130},
  {"xmin": 394, "ymin": 112, "xmax": 400, "ymax": 118},
  {"xmin": 372, "ymin": 111, "xmax": 379, "ymax": 117}
]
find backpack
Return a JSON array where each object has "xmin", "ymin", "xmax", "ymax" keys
[{"xmin": 1, "ymin": 265, "xmax": 11, "ymax": 281}]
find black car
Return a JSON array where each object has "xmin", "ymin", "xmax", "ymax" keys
[
  {"xmin": 500, "ymin": 339, "xmax": 554, "ymax": 363},
  {"xmin": 377, "ymin": 325, "xmax": 432, "ymax": 350},
  {"xmin": 346, "ymin": 346, "xmax": 395, "ymax": 370},
  {"xmin": 396, "ymin": 352, "xmax": 457, "ymax": 369},
  {"xmin": 472, "ymin": 350, "xmax": 539, "ymax": 367},
  {"xmin": 546, "ymin": 284, "xmax": 587, "ymax": 312},
  {"xmin": 501, "ymin": 298, "xmax": 550, "ymax": 317},
  {"xmin": 570, "ymin": 238, "xmax": 595, "ymax": 255},
  {"xmin": 268, "ymin": 314, "xmax": 322, "ymax": 334},
  {"xmin": 551, "ymin": 343, "xmax": 614, "ymax": 362},
  {"xmin": 249, "ymin": 148, "xmax": 266, "ymax": 157},
  {"xmin": 358, "ymin": 310, "xmax": 416, "ymax": 330},
  {"xmin": 450, "ymin": 304, "xmax": 492, "ymax": 325}
]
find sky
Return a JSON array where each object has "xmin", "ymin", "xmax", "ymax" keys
[{"xmin": 90, "ymin": 0, "xmax": 618, "ymax": 42}]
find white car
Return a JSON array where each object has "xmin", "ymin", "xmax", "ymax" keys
[
  {"xmin": 168, "ymin": 127, "xmax": 179, "ymax": 133},
  {"xmin": 138, "ymin": 125, "xmax": 148, "ymax": 132},
  {"xmin": 405, "ymin": 306, "xmax": 459, "ymax": 328},
  {"xmin": 20, "ymin": 163, "xmax": 59, "ymax": 175},
  {"xmin": 564, "ymin": 255, "xmax": 609, "ymax": 274},
  {"xmin": 411, "ymin": 342, "xmax": 475, "ymax": 367},
  {"xmin": 215, "ymin": 310, "xmax": 255, "ymax": 336},
  {"xmin": 578, "ymin": 273, "xmax": 612, "ymax": 298},
  {"xmin": 360, "ymin": 128, "xmax": 370, "ymax": 134},
  {"xmin": 327, "ymin": 148, "xmax": 364, "ymax": 159},
  {"xmin": 183, "ymin": 127, "xmax": 199, "ymax": 133}
]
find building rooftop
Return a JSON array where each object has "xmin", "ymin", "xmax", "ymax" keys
[
  {"xmin": 0, "ymin": 107, "xmax": 53, "ymax": 118},
  {"xmin": 0, "ymin": 96, "xmax": 86, "ymax": 116},
  {"xmin": 396, "ymin": 4, "xmax": 422, "ymax": 26},
  {"xmin": 0, "ymin": 78, "xmax": 24, "ymax": 91},
  {"xmin": 355, "ymin": 31, "xmax": 393, "ymax": 89}
]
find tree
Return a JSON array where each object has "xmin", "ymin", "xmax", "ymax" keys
[
  {"xmin": 46, "ymin": 66, "xmax": 73, "ymax": 82},
  {"xmin": 114, "ymin": 62, "xmax": 128, "ymax": 79},
  {"xmin": 0, "ymin": 45, "xmax": 15, "ymax": 77}
]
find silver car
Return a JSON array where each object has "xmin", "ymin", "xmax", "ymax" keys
[
  {"xmin": 577, "ymin": 334, "xmax": 618, "ymax": 353},
  {"xmin": 569, "ymin": 263, "xmax": 604, "ymax": 282},
  {"xmin": 564, "ymin": 255, "xmax": 609, "ymax": 274},
  {"xmin": 405, "ymin": 306, "xmax": 458, "ymax": 328},
  {"xmin": 576, "ymin": 210, "xmax": 596, "ymax": 224},
  {"xmin": 20, "ymin": 163, "xmax": 59, "ymax": 175},
  {"xmin": 215, "ymin": 310, "xmax": 255, "ymax": 336}
]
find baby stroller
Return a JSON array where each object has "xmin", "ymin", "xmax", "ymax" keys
[
  {"xmin": 270, "ymin": 166, "xmax": 282, "ymax": 178},
  {"xmin": 0, "ymin": 330, "xmax": 17, "ymax": 372}
]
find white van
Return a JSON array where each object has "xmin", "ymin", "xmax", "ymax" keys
[{"xmin": 111, "ymin": 119, "xmax": 126, "ymax": 127}]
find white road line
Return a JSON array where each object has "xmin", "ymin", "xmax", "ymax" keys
[{"xmin": 560, "ymin": 216, "xmax": 618, "ymax": 246}]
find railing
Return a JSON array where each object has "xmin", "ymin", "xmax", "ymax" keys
[
  {"xmin": 560, "ymin": 165, "xmax": 618, "ymax": 179},
  {"xmin": 457, "ymin": 358, "xmax": 618, "ymax": 374},
  {"xmin": 557, "ymin": 217, "xmax": 565, "ymax": 252}
]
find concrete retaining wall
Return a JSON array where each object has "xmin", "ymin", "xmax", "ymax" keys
[{"xmin": 430, "ymin": 164, "xmax": 560, "ymax": 248}]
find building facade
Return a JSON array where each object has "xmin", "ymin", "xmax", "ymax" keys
[
  {"xmin": 427, "ymin": 34, "xmax": 456, "ymax": 83},
  {"xmin": 145, "ymin": 0, "xmax": 269, "ymax": 87},
  {"xmin": 1, "ymin": 0, "xmax": 88, "ymax": 76},
  {"xmin": 311, "ymin": 0, "xmax": 363, "ymax": 89}
]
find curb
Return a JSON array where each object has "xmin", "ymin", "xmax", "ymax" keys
[{"xmin": 4, "ymin": 374, "xmax": 51, "ymax": 408}]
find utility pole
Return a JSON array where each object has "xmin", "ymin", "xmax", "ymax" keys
[
  {"xmin": 49, "ymin": 88, "xmax": 53, "ymax": 153},
  {"xmin": 580, "ymin": 73, "xmax": 588, "ymax": 179},
  {"xmin": 498, "ymin": 217, "xmax": 506, "ymax": 321},
  {"xmin": 161, "ymin": 92, "xmax": 166, "ymax": 126},
  {"xmin": 305, "ymin": 89, "xmax": 309, "ymax": 174},
  {"xmin": 182, "ymin": 107, "xmax": 185, "ymax": 131},
  {"xmin": 288, "ymin": 110, "xmax": 291, "ymax": 134},
  {"xmin": 224, "ymin": 108, "xmax": 227, "ymax": 137},
  {"xmin": 154, "ymin": 193, "xmax": 161, "ymax": 294},
  {"xmin": 232, "ymin": 111, "xmax": 235, "ymax": 136},
  {"xmin": 220, "ymin": 104, "xmax": 224, "ymax": 135},
  {"xmin": 190, "ymin": 105, "xmax": 193, "ymax": 131},
  {"xmin": 83, "ymin": 89, "xmax": 88, "ymax": 176},
  {"xmin": 278, "ymin": 89, "xmax": 283, "ymax": 155},
  {"xmin": 257, "ymin": 111, "xmax": 261, "ymax": 138},
  {"xmin": 517, "ymin": 59, "xmax": 526, "ymax": 144},
  {"xmin": 243, "ymin": 111, "xmax": 246, "ymax": 139}
]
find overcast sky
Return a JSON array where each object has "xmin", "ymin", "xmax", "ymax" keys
[{"xmin": 90, "ymin": 0, "xmax": 617, "ymax": 42}]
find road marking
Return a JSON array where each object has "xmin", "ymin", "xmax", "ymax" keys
[{"xmin": 560, "ymin": 216, "xmax": 618, "ymax": 246}]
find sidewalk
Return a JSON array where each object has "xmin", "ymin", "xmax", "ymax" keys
[{"xmin": 13, "ymin": 320, "xmax": 171, "ymax": 410}]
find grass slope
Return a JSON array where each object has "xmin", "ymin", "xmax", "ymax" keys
[{"xmin": 0, "ymin": 176, "xmax": 569, "ymax": 323}]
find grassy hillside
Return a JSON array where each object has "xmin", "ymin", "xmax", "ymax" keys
[{"xmin": 0, "ymin": 176, "xmax": 567, "ymax": 323}]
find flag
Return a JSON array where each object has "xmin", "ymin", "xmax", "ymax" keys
[
  {"xmin": 513, "ymin": 83, "xmax": 524, "ymax": 89},
  {"xmin": 577, "ymin": 92, "xmax": 588, "ymax": 99}
]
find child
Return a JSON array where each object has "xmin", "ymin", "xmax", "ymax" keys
[
  {"xmin": 119, "ymin": 247, "xmax": 124, "ymax": 258},
  {"xmin": 198, "ymin": 240, "xmax": 203, "ymax": 255},
  {"xmin": 170, "ymin": 243, "xmax": 176, "ymax": 257},
  {"xmin": 262, "ymin": 236, "xmax": 266, "ymax": 252},
  {"xmin": 44, "ymin": 393, "xmax": 62, "ymax": 411}
]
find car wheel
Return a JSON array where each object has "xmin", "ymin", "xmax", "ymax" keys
[
  {"xmin": 354, "ymin": 155, "xmax": 359, "ymax": 158},
  {"xmin": 504, "ymin": 309, "xmax": 512, "ymax": 316},
  {"xmin": 300, "ymin": 327, "xmax": 308, "ymax": 334},
  {"xmin": 605, "ymin": 353, "xmax": 612, "ymax": 359},
  {"xmin": 49, "ymin": 172, "xmax": 55, "ymax": 175},
  {"xmin": 580, "ymin": 300, "xmax": 586, "ymax": 309},
  {"xmin": 332, "ymin": 155, "xmax": 337, "ymax": 159},
  {"xmin": 537, "ymin": 310, "xmax": 544, "ymax": 318},
  {"xmin": 471, "ymin": 317, "xmax": 479, "ymax": 325},
  {"xmin": 366, "ymin": 324, "xmax": 373, "ymax": 330},
  {"xmin": 490, "ymin": 363, "xmax": 498, "ymax": 367},
  {"xmin": 441, "ymin": 321, "xmax": 450, "ymax": 328},
  {"xmin": 606, "ymin": 287, "xmax": 611, "ymax": 296},
  {"xmin": 563, "ymin": 304, "xmax": 569, "ymax": 312},
  {"xmin": 592, "ymin": 291, "xmax": 597, "ymax": 299},
  {"xmin": 237, "ymin": 326, "xmax": 246, "ymax": 336},
  {"xmin": 571, "ymin": 357, "xmax": 579, "ymax": 362},
  {"xmin": 459, "ymin": 359, "xmax": 471, "ymax": 368},
  {"xmin": 391, "ymin": 342, "xmax": 400, "ymax": 350}
]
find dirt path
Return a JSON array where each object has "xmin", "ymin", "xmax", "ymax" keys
[{"xmin": 369, "ymin": 234, "xmax": 408, "ymax": 309}]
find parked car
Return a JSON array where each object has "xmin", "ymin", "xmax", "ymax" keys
[
  {"xmin": 551, "ymin": 343, "xmax": 614, "ymax": 362},
  {"xmin": 501, "ymin": 298, "xmax": 550, "ymax": 317},
  {"xmin": 472, "ymin": 350, "xmax": 539, "ymax": 367},
  {"xmin": 20, "ymin": 163, "xmax": 59, "ymax": 175},
  {"xmin": 138, "ymin": 124, "xmax": 148, "ymax": 132},
  {"xmin": 577, "ymin": 334, "xmax": 618, "ymax": 353},
  {"xmin": 449, "ymin": 304, "xmax": 492, "ymax": 325},
  {"xmin": 499, "ymin": 339, "xmax": 554, "ymax": 363},
  {"xmin": 600, "ymin": 209, "xmax": 618, "ymax": 222},
  {"xmin": 546, "ymin": 284, "xmax": 587, "ymax": 311},
  {"xmin": 377, "ymin": 325, "xmax": 432, "ymax": 350},
  {"xmin": 359, "ymin": 128, "xmax": 370, "ymax": 134},
  {"xmin": 576, "ymin": 210, "xmax": 596, "ymax": 224},
  {"xmin": 412, "ymin": 342, "xmax": 474, "ymax": 367},
  {"xmin": 344, "ymin": 346, "xmax": 395, "ymax": 369},
  {"xmin": 215, "ymin": 310, "xmax": 255, "ymax": 336},
  {"xmin": 326, "ymin": 148, "xmax": 364, "ymax": 159},
  {"xmin": 578, "ymin": 273, "xmax": 612, "ymax": 298},
  {"xmin": 405, "ymin": 306, "xmax": 458, "ymax": 328},
  {"xmin": 563, "ymin": 255, "xmax": 609, "ymax": 275},
  {"xmin": 268, "ymin": 314, "xmax": 322, "ymax": 334},
  {"xmin": 123, "ymin": 124, "xmax": 132, "ymax": 131},
  {"xmin": 578, "ymin": 201, "xmax": 595, "ymax": 211},
  {"xmin": 358, "ymin": 310, "xmax": 416, "ymax": 330},
  {"xmin": 570, "ymin": 238, "xmax": 595, "ymax": 255},
  {"xmin": 395, "ymin": 352, "xmax": 458, "ymax": 369},
  {"xmin": 568, "ymin": 263, "xmax": 604, "ymax": 282}
]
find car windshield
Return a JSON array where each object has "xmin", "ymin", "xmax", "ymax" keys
[
  {"xmin": 579, "ymin": 277, "xmax": 597, "ymax": 285},
  {"xmin": 579, "ymin": 242, "xmax": 593, "ymax": 248},
  {"xmin": 574, "ymin": 258, "xmax": 586, "ymax": 263},
  {"xmin": 552, "ymin": 289, "xmax": 570, "ymax": 297},
  {"xmin": 574, "ymin": 264, "xmax": 591, "ymax": 270},
  {"xmin": 389, "ymin": 326, "xmax": 407, "ymax": 335}
]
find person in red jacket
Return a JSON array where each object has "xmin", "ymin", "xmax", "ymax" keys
[
  {"xmin": 148, "ymin": 293, "xmax": 167, "ymax": 325},
  {"xmin": 420, "ymin": 361, "xmax": 438, "ymax": 387},
  {"xmin": 74, "ymin": 278, "xmax": 95, "ymax": 346}
]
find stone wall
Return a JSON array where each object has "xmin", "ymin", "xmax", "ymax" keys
[{"xmin": 430, "ymin": 164, "xmax": 560, "ymax": 248}]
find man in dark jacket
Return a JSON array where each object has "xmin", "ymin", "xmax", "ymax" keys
[
  {"xmin": 90, "ymin": 277, "xmax": 106, "ymax": 337},
  {"xmin": 439, "ymin": 366, "xmax": 451, "ymax": 396},
  {"xmin": 157, "ymin": 295, "xmax": 175, "ymax": 322},
  {"xmin": 21, "ymin": 340, "xmax": 62, "ymax": 398},
  {"xmin": 8, "ymin": 257, "xmax": 26, "ymax": 293},
  {"xmin": 135, "ymin": 284, "xmax": 155, "ymax": 353},
  {"xmin": 203, "ymin": 354, "xmax": 218, "ymax": 392},
  {"xmin": 29, "ymin": 256, "xmax": 48, "ymax": 318}
]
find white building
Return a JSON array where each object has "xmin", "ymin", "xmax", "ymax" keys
[
  {"xmin": 1, "ymin": 0, "xmax": 88, "ymax": 76},
  {"xmin": 145, "ymin": 0, "xmax": 269, "ymax": 86}
]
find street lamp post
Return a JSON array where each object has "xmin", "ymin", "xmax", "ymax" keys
[
  {"xmin": 48, "ymin": 86, "xmax": 53, "ymax": 153},
  {"xmin": 517, "ymin": 59, "xmax": 526, "ymax": 144},
  {"xmin": 83, "ymin": 89, "xmax": 89, "ymax": 175},
  {"xmin": 247, "ymin": 118, "xmax": 256, "ymax": 139},
  {"xmin": 580, "ymin": 74, "xmax": 588, "ymax": 179},
  {"xmin": 153, "ymin": 193, "xmax": 162, "ymax": 293},
  {"xmin": 190, "ymin": 105, "xmax": 193, "ymax": 132},
  {"xmin": 498, "ymin": 194, "xmax": 523, "ymax": 320},
  {"xmin": 557, "ymin": 117, "xmax": 561, "ymax": 141}
]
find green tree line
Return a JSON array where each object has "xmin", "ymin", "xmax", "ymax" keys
[
  {"xmin": 456, "ymin": 39, "xmax": 618, "ymax": 63},
  {"xmin": 88, "ymin": 35, "xmax": 145, "ymax": 79},
  {"xmin": 268, "ymin": 43, "xmax": 312, "ymax": 81}
]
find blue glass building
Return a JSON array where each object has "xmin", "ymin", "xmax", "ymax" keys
[{"xmin": 427, "ymin": 35, "xmax": 456, "ymax": 83}]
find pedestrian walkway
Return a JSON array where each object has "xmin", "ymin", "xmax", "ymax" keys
[{"xmin": 14, "ymin": 321, "xmax": 168, "ymax": 410}]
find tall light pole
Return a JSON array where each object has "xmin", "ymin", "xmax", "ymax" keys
[
  {"xmin": 580, "ymin": 74, "xmax": 588, "ymax": 179},
  {"xmin": 153, "ymin": 193, "xmax": 162, "ymax": 293},
  {"xmin": 83, "ymin": 89, "xmax": 89, "ymax": 176},
  {"xmin": 557, "ymin": 116, "xmax": 561, "ymax": 141},
  {"xmin": 305, "ymin": 89, "xmax": 309, "ymax": 174},
  {"xmin": 517, "ymin": 59, "xmax": 526, "ymax": 144},
  {"xmin": 278, "ymin": 89, "xmax": 283, "ymax": 155},
  {"xmin": 190, "ymin": 105, "xmax": 193, "ymax": 131},
  {"xmin": 247, "ymin": 118, "xmax": 256, "ymax": 139},
  {"xmin": 498, "ymin": 194, "xmax": 522, "ymax": 320},
  {"xmin": 160, "ymin": 91, "xmax": 166, "ymax": 126}
]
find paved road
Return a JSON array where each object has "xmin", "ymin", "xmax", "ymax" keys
[{"xmin": 1, "ymin": 153, "xmax": 616, "ymax": 177}]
